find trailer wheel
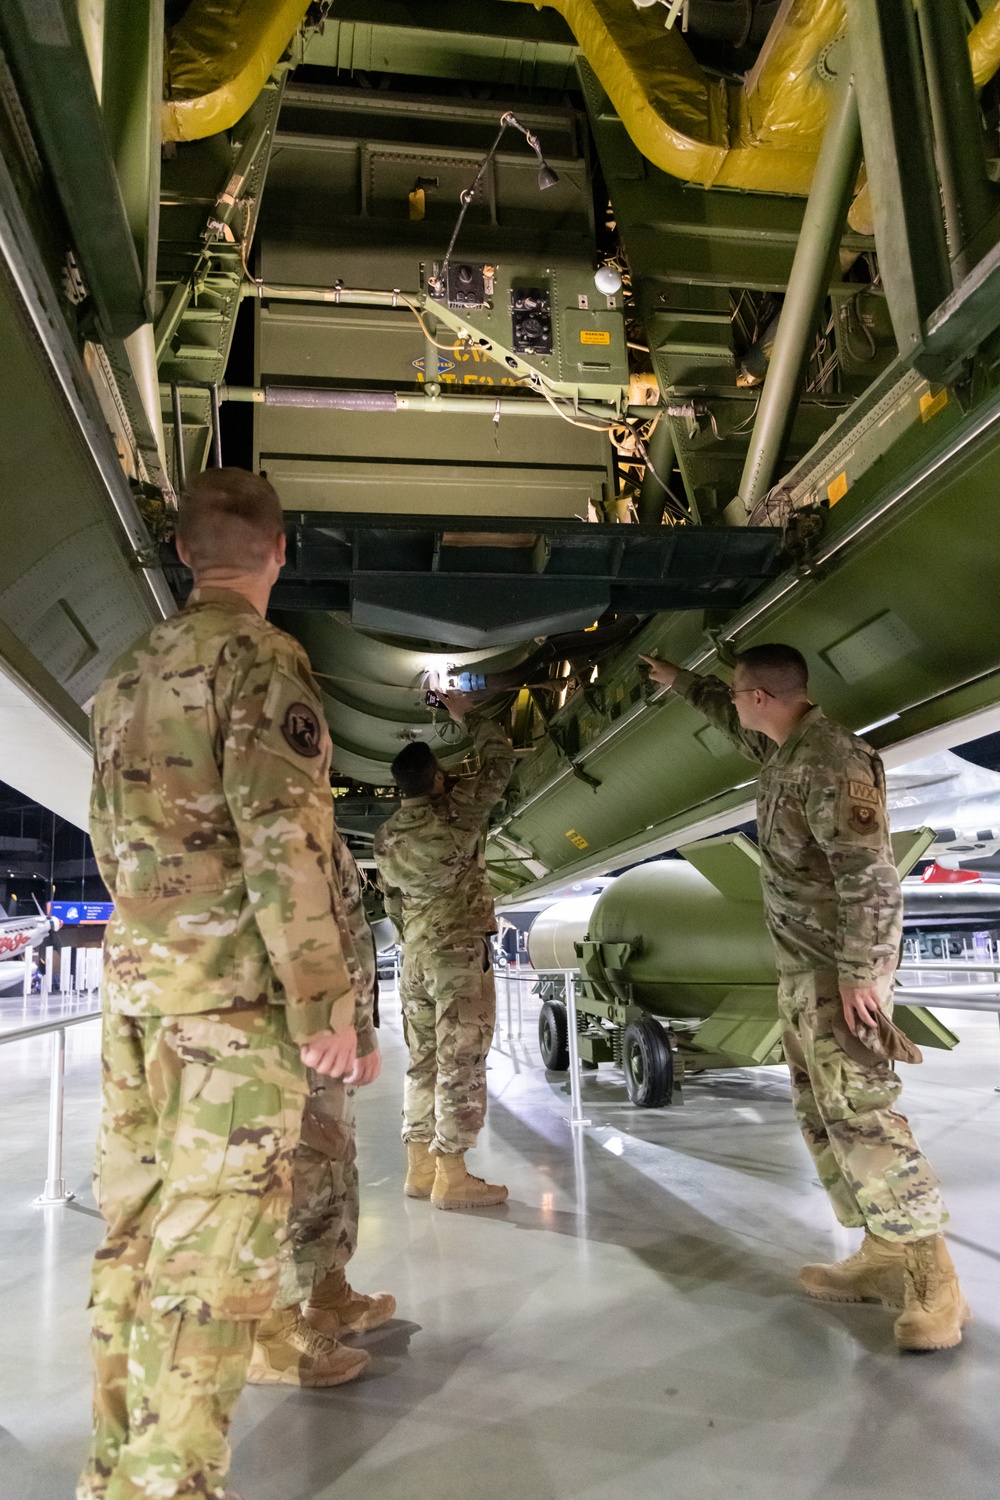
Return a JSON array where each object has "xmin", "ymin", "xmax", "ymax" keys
[
  {"xmin": 622, "ymin": 1018, "xmax": 673, "ymax": 1108},
  {"xmin": 538, "ymin": 999, "xmax": 570, "ymax": 1071}
]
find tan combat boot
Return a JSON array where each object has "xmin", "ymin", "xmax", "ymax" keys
[
  {"xmin": 404, "ymin": 1140, "xmax": 436, "ymax": 1198},
  {"xmin": 894, "ymin": 1235, "xmax": 971, "ymax": 1352},
  {"xmin": 798, "ymin": 1231, "xmax": 907, "ymax": 1308},
  {"xmin": 303, "ymin": 1267, "xmax": 397, "ymax": 1338},
  {"xmin": 247, "ymin": 1306, "xmax": 371, "ymax": 1387},
  {"xmin": 430, "ymin": 1151, "xmax": 508, "ymax": 1210}
]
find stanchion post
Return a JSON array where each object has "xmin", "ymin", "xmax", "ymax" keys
[
  {"xmin": 34, "ymin": 1026, "xmax": 74, "ymax": 1206},
  {"xmin": 563, "ymin": 969, "xmax": 590, "ymax": 1128},
  {"xmin": 505, "ymin": 962, "xmax": 513, "ymax": 1040},
  {"xmin": 22, "ymin": 946, "xmax": 32, "ymax": 997}
]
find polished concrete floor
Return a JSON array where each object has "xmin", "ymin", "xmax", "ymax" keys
[{"xmin": 2, "ymin": 978, "xmax": 1000, "ymax": 1500}]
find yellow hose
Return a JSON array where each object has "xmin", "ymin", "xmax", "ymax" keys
[
  {"xmin": 162, "ymin": 0, "xmax": 309, "ymax": 143},
  {"xmin": 970, "ymin": 0, "xmax": 1000, "ymax": 90},
  {"xmin": 510, "ymin": 0, "xmax": 846, "ymax": 195}
]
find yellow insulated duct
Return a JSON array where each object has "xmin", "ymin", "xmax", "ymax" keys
[
  {"xmin": 970, "ymin": 0, "xmax": 1000, "ymax": 89},
  {"xmin": 511, "ymin": 0, "xmax": 847, "ymax": 195},
  {"xmin": 162, "ymin": 0, "xmax": 309, "ymax": 142}
]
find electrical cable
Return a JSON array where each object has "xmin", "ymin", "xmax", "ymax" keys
[{"xmin": 398, "ymin": 294, "xmax": 474, "ymax": 353}]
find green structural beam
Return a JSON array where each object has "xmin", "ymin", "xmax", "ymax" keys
[
  {"xmin": 302, "ymin": 0, "xmax": 577, "ymax": 90},
  {"xmin": 846, "ymin": 0, "xmax": 952, "ymax": 370},
  {"xmin": 913, "ymin": 0, "xmax": 997, "ymax": 280},
  {"xmin": 736, "ymin": 63, "xmax": 862, "ymax": 514},
  {"xmin": 923, "ymin": 235, "xmax": 1000, "ymax": 376},
  {"xmin": 0, "ymin": 0, "xmax": 147, "ymax": 338},
  {"xmin": 492, "ymin": 364, "xmax": 1000, "ymax": 895},
  {"xmin": 101, "ymin": 0, "xmax": 164, "ymax": 303}
]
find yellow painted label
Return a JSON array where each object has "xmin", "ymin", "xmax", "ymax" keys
[
  {"xmin": 920, "ymin": 387, "xmax": 949, "ymax": 422},
  {"xmin": 580, "ymin": 329, "xmax": 611, "ymax": 346},
  {"xmin": 565, "ymin": 828, "xmax": 590, "ymax": 849},
  {"xmin": 827, "ymin": 471, "xmax": 849, "ymax": 505}
]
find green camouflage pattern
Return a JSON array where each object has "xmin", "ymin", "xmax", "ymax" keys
[
  {"xmin": 79, "ymin": 1004, "xmax": 307, "ymax": 1500},
  {"xmin": 331, "ymin": 831, "xmax": 378, "ymax": 1056},
  {"xmin": 276, "ymin": 1071, "xmax": 360, "ymax": 1307},
  {"xmin": 373, "ymin": 717, "xmax": 515, "ymax": 948},
  {"xmin": 674, "ymin": 671, "xmax": 902, "ymax": 984},
  {"xmin": 374, "ymin": 717, "xmax": 512, "ymax": 1154},
  {"xmin": 779, "ymin": 972, "xmax": 948, "ymax": 1242},
  {"xmin": 399, "ymin": 938, "xmax": 496, "ymax": 1154},
  {"xmin": 276, "ymin": 835, "xmax": 377, "ymax": 1308},
  {"xmin": 89, "ymin": 586, "xmax": 355, "ymax": 1045}
]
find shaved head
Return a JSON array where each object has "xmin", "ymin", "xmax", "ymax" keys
[
  {"xmin": 176, "ymin": 468, "xmax": 285, "ymax": 575},
  {"xmin": 733, "ymin": 643, "xmax": 808, "ymax": 697}
]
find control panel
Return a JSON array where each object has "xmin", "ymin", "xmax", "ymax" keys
[{"xmin": 424, "ymin": 258, "xmax": 628, "ymax": 408}]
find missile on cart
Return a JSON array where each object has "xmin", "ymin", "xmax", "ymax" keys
[{"xmin": 528, "ymin": 829, "xmax": 958, "ymax": 1108}]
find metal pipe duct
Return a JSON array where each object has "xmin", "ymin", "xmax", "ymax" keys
[
  {"xmin": 736, "ymin": 63, "xmax": 862, "ymax": 513},
  {"xmin": 161, "ymin": 382, "xmax": 638, "ymax": 422},
  {"xmin": 637, "ymin": 417, "xmax": 676, "ymax": 526}
]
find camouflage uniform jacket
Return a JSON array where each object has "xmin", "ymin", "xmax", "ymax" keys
[
  {"xmin": 89, "ymin": 586, "xmax": 355, "ymax": 1044},
  {"xmin": 373, "ymin": 718, "xmax": 515, "ymax": 949},
  {"xmin": 331, "ymin": 831, "xmax": 378, "ymax": 1056},
  {"xmin": 673, "ymin": 669, "xmax": 902, "ymax": 984}
]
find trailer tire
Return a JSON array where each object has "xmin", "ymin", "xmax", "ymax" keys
[
  {"xmin": 622, "ymin": 1017, "xmax": 673, "ymax": 1107},
  {"xmin": 538, "ymin": 999, "xmax": 570, "ymax": 1071}
]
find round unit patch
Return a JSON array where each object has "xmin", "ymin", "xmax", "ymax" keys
[{"xmin": 281, "ymin": 702, "xmax": 323, "ymax": 758}]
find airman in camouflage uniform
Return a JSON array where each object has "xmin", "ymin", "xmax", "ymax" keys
[
  {"xmin": 80, "ymin": 470, "xmax": 360, "ymax": 1500},
  {"xmin": 252, "ymin": 832, "xmax": 396, "ymax": 1379},
  {"xmin": 644, "ymin": 642, "xmax": 968, "ymax": 1351},
  {"xmin": 374, "ymin": 704, "xmax": 515, "ymax": 1208}
]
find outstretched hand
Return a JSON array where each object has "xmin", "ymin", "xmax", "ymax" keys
[
  {"xmin": 639, "ymin": 654, "xmax": 680, "ymax": 690},
  {"xmin": 436, "ymin": 689, "xmax": 472, "ymax": 726}
]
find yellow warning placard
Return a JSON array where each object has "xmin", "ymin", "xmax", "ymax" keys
[
  {"xmin": 580, "ymin": 329, "xmax": 611, "ymax": 346},
  {"xmin": 827, "ymin": 471, "xmax": 849, "ymax": 505},
  {"xmin": 920, "ymin": 387, "xmax": 949, "ymax": 422}
]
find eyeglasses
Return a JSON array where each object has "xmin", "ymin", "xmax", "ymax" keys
[{"xmin": 728, "ymin": 685, "xmax": 773, "ymax": 700}]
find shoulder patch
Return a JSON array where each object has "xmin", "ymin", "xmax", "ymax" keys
[
  {"xmin": 281, "ymin": 701, "xmax": 323, "ymax": 758},
  {"xmin": 848, "ymin": 779, "xmax": 878, "ymax": 805},
  {"xmin": 848, "ymin": 804, "xmax": 880, "ymax": 835}
]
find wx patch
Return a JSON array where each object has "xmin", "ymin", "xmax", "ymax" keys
[
  {"xmin": 281, "ymin": 701, "xmax": 322, "ymax": 758},
  {"xmin": 848, "ymin": 779, "xmax": 878, "ymax": 805},
  {"xmin": 848, "ymin": 803, "xmax": 879, "ymax": 835}
]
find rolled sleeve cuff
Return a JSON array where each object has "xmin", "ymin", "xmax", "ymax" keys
[{"xmin": 671, "ymin": 668, "xmax": 698, "ymax": 698}]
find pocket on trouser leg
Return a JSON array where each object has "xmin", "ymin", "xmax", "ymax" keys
[
  {"xmin": 109, "ymin": 1310, "xmax": 253, "ymax": 1500},
  {"xmin": 855, "ymin": 1149, "xmax": 949, "ymax": 1242},
  {"xmin": 145, "ymin": 1075, "xmax": 305, "ymax": 1319}
]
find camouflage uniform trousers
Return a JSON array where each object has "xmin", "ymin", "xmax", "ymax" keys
[
  {"xmin": 273, "ymin": 1070, "xmax": 359, "ymax": 1309},
  {"xmin": 78, "ymin": 1003, "xmax": 308, "ymax": 1500},
  {"xmin": 779, "ymin": 970, "xmax": 948, "ymax": 1243},
  {"xmin": 399, "ymin": 937, "xmax": 496, "ymax": 1155}
]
